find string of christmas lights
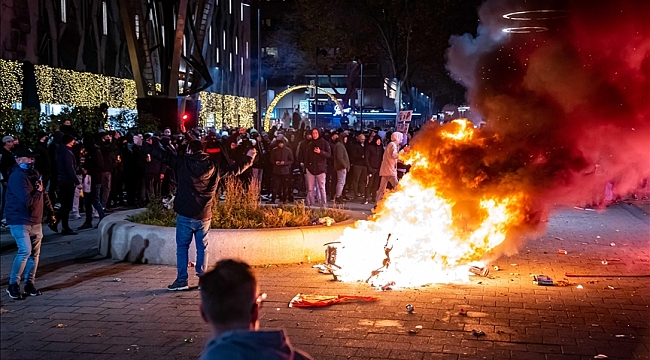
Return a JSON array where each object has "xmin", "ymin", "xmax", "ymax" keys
[{"xmin": 1, "ymin": 59, "xmax": 255, "ymax": 126}]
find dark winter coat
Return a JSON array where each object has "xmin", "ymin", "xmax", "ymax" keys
[
  {"xmin": 146, "ymin": 143, "xmax": 254, "ymax": 220},
  {"xmin": 270, "ymin": 146, "xmax": 294, "ymax": 175},
  {"xmin": 56, "ymin": 144, "xmax": 80, "ymax": 187},
  {"xmin": 5, "ymin": 165, "xmax": 46, "ymax": 225},
  {"xmin": 34, "ymin": 141, "xmax": 52, "ymax": 177},
  {"xmin": 332, "ymin": 141, "xmax": 350, "ymax": 171},
  {"xmin": 303, "ymin": 131, "xmax": 331, "ymax": 175},
  {"xmin": 84, "ymin": 144, "xmax": 105, "ymax": 186},
  {"xmin": 0, "ymin": 147, "xmax": 16, "ymax": 182},
  {"xmin": 346, "ymin": 138, "xmax": 366, "ymax": 167},
  {"xmin": 364, "ymin": 135, "xmax": 384, "ymax": 171}
]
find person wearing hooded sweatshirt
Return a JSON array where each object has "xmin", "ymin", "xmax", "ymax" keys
[
  {"xmin": 364, "ymin": 135, "xmax": 384, "ymax": 203},
  {"xmin": 303, "ymin": 128, "xmax": 331, "ymax": 207},
  {"xmin": 376, "ymin": 132, "xmax": 404, "ymax": 202},
  {"xmin": 269, "ymin": 138, "xmax": 293, "ymax": 203},
  {"xmin": 143, "ymin": 124, "xmax": 256, "ymax": 291},
  {"xmin": 198, "ymin": 259, "xmax": 312, "ymax": 360},
  {"xmin": 331, "ymin": 132, "xmax": 350, "ymax": 203}
]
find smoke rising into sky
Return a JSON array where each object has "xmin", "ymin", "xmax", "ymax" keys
[{"xmin": 442, "ymin": 0, "xmax": 650, "ymax": 208}]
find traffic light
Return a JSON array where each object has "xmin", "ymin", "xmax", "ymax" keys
[{"xmin": 181, "ymin": 113, "xmax": 189, "ymax": 121}]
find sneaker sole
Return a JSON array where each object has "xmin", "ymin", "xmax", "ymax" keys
[
  {"xmin": 6, "ymin": 288, "xmax": 20, "ymax": 300},
  {"xmin": 167, "ymin": 286, "xmax": 189, "ymax": 291}
]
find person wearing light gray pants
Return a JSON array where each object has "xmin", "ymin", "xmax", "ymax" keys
[{"xmin": 376, "ymin": 132, "xmax": 403, "ymax": 203}]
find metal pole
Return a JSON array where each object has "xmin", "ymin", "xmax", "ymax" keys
[
  {"xmin": 255, "ymin": 6, "xmax": 261, "ymax": 129},
  {"xmin": 360, "ymin": 62, "xmax": 364, "ymax": 131},
  {"xmin": 314, "ymin": 73, "xmax": 318, "ymax": 128}
]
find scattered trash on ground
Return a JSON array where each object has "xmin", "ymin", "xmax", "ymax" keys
[
  {"xmin": 591, "ymin": 324, "xmax": 599, "ymax": 327},
  {"xmin": 288, "ymin": 294, "xmax": 379, "ymax": 308},
  {"xmin": 459, "ymin": 308, "xmax": 468, "ymax": 316},
  {"xmin": 594, "ymin": 355, "xmax": 608, "ymax": 359},
  {"xmin": 555, "ymin": 237, "xmax": 564, "ymax": 241},
  {"xmin": 614, "ymin": 335, "xmax": 626, "ymax": 338},
  {"xmin": 596, "ymin": 236, "xmax": 601, "ymax": 239},
  {"xmin": 510, "ymin": 264, "xmax": 517, "ymax": 266},
  {"xmin": 577, "ymin": 285, "xmax": 584, "ymax": 289},
  {"xmin": 605, "ymin": 285, "xmax": 617, "ymax": 290},
  {"xmin": 601, "ymin": 261, "xmax": 608, "ymax": 265},
  {"xmin": 56, "ymin": 323, "xmax": 65, "ymax": 328},
  {"xmin": 469, "ymin": 266, "xmax": 489, "ymax": 277},
  {"xmin": 533, "ymin": 275, "xmax": 554, "ymax": 286},
  {"xmin": 496, "ymin": 330, "xmax": 505, "ymax": 334},
  {"xmin": 408, "ymin": 325, "xmax": 423, "ymax": 334},
  {"xmin": 558, "ymin": 250, "xmax": 568, "ymax": 255},
  {"xmin": 493, "ymin": 265, "xmax": 500, "ymax": 271},
  {"xmin": 311, "ymin": 217, "xmax": 336, "ymax": 226},
  {"xmin": 184, "ymin": 338, "xmax": 194, "ymax": 343},
  {"xmin": 609, "ymin": 242, "xmax": 616, "ymax": 247},
  {"xmin": 471, "ymin": 329, "xmax": 486, "ymax": 337},
  {"xmin": 405, "ymin": 304, "xmax": 414, "ymax": 313},
  {"xmin": 89, "ymin": 333, "xmax": 102, "ymax": 337},
  {"xmin": 112, "ymin": 278, "xmax": 121, "ymax": 282},
  {"xmin": 556, "ymin": 280, "xmax": 571, "ymax": 287}
]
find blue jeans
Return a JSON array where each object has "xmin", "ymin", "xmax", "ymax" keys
[
  {"xmin": 9, "ymin": 224, "xmax": 43, "ymax": 285},
  {"xmin": 305, "ymin": 170, "xmax": 327, "ymax": 206},
  {"xmin": 175, "ymin": 214, "xmax": 211, "ymax": 283},
  {"xmin": 84, "ymin": 184, "xmax": 105, "ymax": 224}
]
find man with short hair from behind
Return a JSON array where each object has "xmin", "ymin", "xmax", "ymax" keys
[{"xmin": 198, "ymin": 259, "xmax": 312, "ymax": 360}]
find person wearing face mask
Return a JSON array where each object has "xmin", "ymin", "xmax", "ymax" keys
[
  {"xmin": 142, "ymin": 123, "xmax": 257, "ymax": 291},
  {"xmin": 5, "ymin": 147, "xmax": 56, "ymax": 300}
]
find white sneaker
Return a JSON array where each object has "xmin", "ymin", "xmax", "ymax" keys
[
  {"xmin": 72, "ymin": 213, "xmax": 81, "ymax": 220},
  {"xmin": 93, "ymin": 209, "xmax": 99, "ymax": 218}
]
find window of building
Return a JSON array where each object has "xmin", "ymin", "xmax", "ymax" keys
[
  {"xmin": 217, "ymin": 48, "xmax": 220, "ymax": 63},
  {"xmin": 235, "ymin": 37, "xmax": 238, "ymax": 55},
  {"xmin": 246, "ymin": 41, "xmax": 249, "ymax": 59},
  {"xmin": 135, "ymin": 14, "xmax": 140, "ymax": 39},
  {"xmin": 61, "ymin": 0, "xmax": 67, "ymax": 23},
  {"xmin": 102, "ymin": 1, "xmax": 108, "ymax": 35},
  {"xmin": 240, "ymin": 3, "xmax": 244, "ymax": 21},
  {"xmin": 183, "ymin": 35, "xmax": 187, "ymax": 56},
  {"xmin": 223, "ymin": 30, "xmax": 226, "ymax": 50},
  {"xmin": 229, "ymin": 53, "xmax": 233, "ymax": 72},
  {"xmin": 240, "ymin": 57, "xmax": 244, "ymax": 75},
  {"xmin": 229, "ymin": 0, "xmax": 232, "ymax": 14}
]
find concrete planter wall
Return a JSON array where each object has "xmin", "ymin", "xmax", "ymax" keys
[{"xmin": 98, "ymin": 208, "xmax": 366, "ymax": 266}]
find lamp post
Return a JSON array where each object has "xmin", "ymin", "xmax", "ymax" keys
[
  {"xmin": 359, "ymin": 61, "xmax": 364, "ymax": 131},
  {"xmin": 257, "ymin": 5, "xmax": 262, "ymax": 130}
]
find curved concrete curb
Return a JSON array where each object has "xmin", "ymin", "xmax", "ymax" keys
[{"xmin": 98, "ymin": 208, "xmax": 367, "ymax": 266}]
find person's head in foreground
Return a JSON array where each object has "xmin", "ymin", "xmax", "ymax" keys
[{"xmin": 198, "ymin": 259, "xmax": 312, "ymax": 360}]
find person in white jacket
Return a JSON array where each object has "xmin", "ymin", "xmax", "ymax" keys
[{"xmin": 376, "ymin": 132, "xmax": 404, "ymax": 202}]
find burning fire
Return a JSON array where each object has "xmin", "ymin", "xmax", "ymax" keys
[{"xmin": 333, "ymin": 119, "xmax": 530, "ymax": 288}]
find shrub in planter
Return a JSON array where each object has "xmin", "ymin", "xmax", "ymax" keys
[{"xmin": 127, "ymin": 176, "xmax": 349, "ymax": 228}]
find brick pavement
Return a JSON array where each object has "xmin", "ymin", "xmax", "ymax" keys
[{"xmin": 0, "ymin": 204, "xmax": 648, "ymax": 360}]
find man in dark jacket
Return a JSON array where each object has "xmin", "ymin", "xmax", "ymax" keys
[
  {"xmin": 53, "ymin": 134, "xmax": 79, "ymax": 235},
  {"xmin": 1, "ymin": 135, "xmax": 17, "ymax": 226},
  {"xmin": 199, "ymin": 259, "xmax": 312, "ymax": 360},
  {"xmin": 79, "ymin": 135, "xmax": 105, "ymax": 230},
  {"xmin": 269, "ymin": 138, "xmax": 294, "ymax": 203},
  {"xmin": 346, "ymin": 133, "xmax": 367, "ymax": 201},
  {"xmin": 303, "ymin": 128, "xmax": 331, "ymax": 206},
  {"xmin": 364, "ymin": 135, "xmax": 384, "ymax": 203},
  {"xmin": 99, "ymin": 132, "xmax": 116, "ymax": 209},
  {"xmin": 144, "ymin": 125, "xmax": 256, "ymax": 291},
  {"xmin": 141, "ymin": 135, "xmax": 166, "ymax": 203},
  {"xmin": 5, "ymin": 147, "xmax": 56, "ymax": 299}
]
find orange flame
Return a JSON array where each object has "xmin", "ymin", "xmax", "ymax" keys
[{"xmin": 334, "ymin": 119, "xmax": 529, "ymax": 287}]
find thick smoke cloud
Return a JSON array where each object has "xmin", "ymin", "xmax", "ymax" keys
[{"xmin": 442, "ymin": 0, "xmax": 650, "ymax": 209}]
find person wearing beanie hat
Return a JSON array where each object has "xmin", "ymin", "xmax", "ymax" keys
[{"xmin": 52, "ymin": 134, "xmax": 80, "ymax": 235}]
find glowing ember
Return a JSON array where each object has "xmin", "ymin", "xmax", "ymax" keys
[{"xmin": 333, "ymin": 119, "xmax": 529, "ymax": 288}]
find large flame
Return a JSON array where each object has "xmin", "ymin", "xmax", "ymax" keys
[{"xmin": 334, "ymin": 119, "xmax": 531, "ymax": 287}]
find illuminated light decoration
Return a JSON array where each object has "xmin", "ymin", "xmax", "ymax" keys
[
  {"xmin": 502, "ymin": 9, "xmax": 569, "ymax": 21},
  {"xmin": 1, "ymin": 59, "xmax": 255, "ymax": 126},
  {"xmin": 198, "ymin": 91, "xmax": 255, "ymax": 129},
  {"xmin": 502, "ymin": 26, "xmax": 548, "ymax": 34},
  {"xmin": 0, "ymin": 60, "xmax": 23, "ymax": 108},
  {"xmin": 263, "ymin": 85, "xmax": 343, "ymax": 131},
  {"xmin": 181, "ymin": 113, "xmax": 189, "ymax": 121}
]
